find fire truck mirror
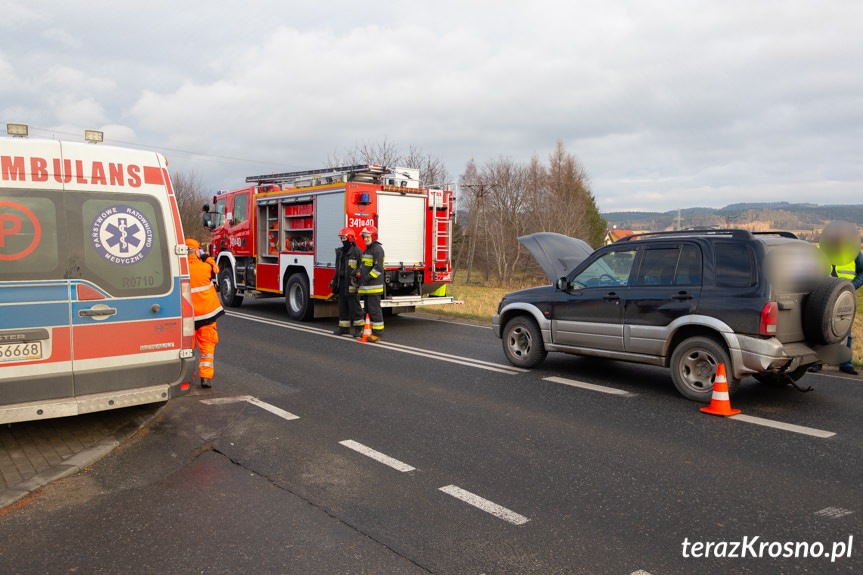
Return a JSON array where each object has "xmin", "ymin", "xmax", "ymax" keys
[{"xmin": 202, "ymin": 212, "xmax": 214, "ymax": 230}]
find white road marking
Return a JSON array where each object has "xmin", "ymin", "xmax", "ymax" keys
[
  {"xmin": 200, "ymin": 395, "xmax": 253, "ymax": 405},
  {"xmin": 381, "ymin": 340, "xmax": 527, "ymax": 374},
  {"xmin": 439, "ymin": 485, "xmax": 529, "ymax": 525},
  {"xmin": 814, "ymin": 507, "xmax": 853, "ymax": 519},
  {"xmin": 223, "ymin": 312, "xmax": 839, "ymax": 438},
  {"xmin": 404, "ymin": 313, "xmax": 492, "ymax": 329},
  {"xmin": 339, "ymin": 440, "xmax": 416, "ymax": 472},
  {"xmin": 201, "ymin": 395, "xmax": 299, "ymax": 421},
  {"xmin": 246, "ymin": 397, "xmax": 300, "ymax": 420},
  {"xmin": 226, "ymin": 310, "xmax": 525, "ymax": 375},
  {"xmin": 543, "ymin": 376, "xmax": 634, "ymax": 396},
  {"xmin": 729, "ymin": 414, "xmax": 835, "ymax": 438}
]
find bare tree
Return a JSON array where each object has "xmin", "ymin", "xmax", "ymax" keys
[
  {"xmin": 481, "ymin": 156, "xmax": 529, "ymax": 283},
  {"xmin": 456, "ymin": 140, "xmax": 606, "ymax": 285},
  {"xmin": 171, "ymin": 170, "xmax": 210, "ymax": 244},
  {"xmin": 524, "ymin": 154, "xmax": 551, "ymax": 231},
  {"xmin": 401, "ymin": 144, "xmax": 450, "ymax": 188},
  {"xmin": 328, "ymin": 137, "xmax": 403, "ymax": 169},
  {"xmin": 329, "ymin": 139, "xmax": 450, "ymax": 188},
  {"xmin": 539, "ymin": 140, "xmax": 605, "ymax": 247}
]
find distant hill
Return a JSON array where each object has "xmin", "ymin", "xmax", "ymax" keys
[{"xmin": 602, "ymin": 202, "xmax": 863, "ymax": 240}]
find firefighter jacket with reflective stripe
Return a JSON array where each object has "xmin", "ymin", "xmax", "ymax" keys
[
  {"xmin": 333, "ymin": 242, "xmax": 362, "ymax": 293},
  {"xmin": 358, "ymin": 241, "xmax": 385, "ymax": 294},
  {"xmin": 190, "ymin": 252, "xmax": 225, "ymax": 329}
]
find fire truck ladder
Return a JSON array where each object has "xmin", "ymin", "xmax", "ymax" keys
[
  {"xmin": 246, "ymin": 165, "xmax": 389, "ymax": 187},
  {"xmin": 432, "ymin": 192, "xmax": 451, "ymax": 269}
]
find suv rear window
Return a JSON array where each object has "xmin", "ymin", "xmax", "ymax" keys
[{"xmin": 715, "ymin": 242, "xmax": 756, "ymax": 287}]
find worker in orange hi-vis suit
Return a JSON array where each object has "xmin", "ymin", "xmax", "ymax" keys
[{"xmin": 186, "ymin": 239, "xmax": 225, "ymax": 387}]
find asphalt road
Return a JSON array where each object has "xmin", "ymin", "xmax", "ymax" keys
[{"xmin": 0, "ymin": 299, "xmax": 860, "ymax": 574}]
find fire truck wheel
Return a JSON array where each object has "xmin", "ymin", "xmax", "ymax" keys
[
  {"xmin": 218, "ymin": 266, "xmax": 243, "ymax": 308},
  {"xmin": 285, "ymin": 274, "xmax": 313, "ymax": 321}
]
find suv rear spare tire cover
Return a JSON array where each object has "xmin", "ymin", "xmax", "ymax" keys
[{"xmin": 803, "ymin": 277, "xmax": 856, "ymax": 345}]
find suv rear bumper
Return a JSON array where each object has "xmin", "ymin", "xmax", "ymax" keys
[{"xmin": 731, "ymin": 334, "xmax": 849, "ymax": 378}]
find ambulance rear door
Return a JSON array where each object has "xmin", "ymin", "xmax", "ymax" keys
[
  {"xmin": 0, "ymin": 139, "xmax": 74, "ymax": 408},
  {"xmin": 63, "ymin": 143, "xmax": 186, "ymax": 400}
]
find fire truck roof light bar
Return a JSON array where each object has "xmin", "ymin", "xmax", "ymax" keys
[{"xmin": 246, "ymin": 164, "xmax": 388, "ymax": 185}]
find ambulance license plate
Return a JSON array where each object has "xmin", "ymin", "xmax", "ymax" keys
[{"xmin": 0, "ymin": 341, "xmax": 43, "ymax": 362}]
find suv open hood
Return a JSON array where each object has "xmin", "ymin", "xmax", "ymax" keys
[{"xmin": 518, "ymin": 232, "xmax": 594, "ymax": 283}]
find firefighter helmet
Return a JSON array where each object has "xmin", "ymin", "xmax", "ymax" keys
[
  {"xmin": 360, "ymin": 225, "xmax": 378, "ymax": 241},
  {"xmin": 338, "ymin": 227, "xmax": 355, "ymax": 242}
]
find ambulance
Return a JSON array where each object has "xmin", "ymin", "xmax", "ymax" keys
[{"xmin": 0, "ymin": 129, "xmax": 197, "ymax": 424}]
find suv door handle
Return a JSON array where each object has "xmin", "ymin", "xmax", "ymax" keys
[
  {"xmin": 672, "ymin": 292, "xmax": 693, "ymax": 301},
  {"xmin": 603, "ymin": 293, "xmax": 620, "ymax": 302}
]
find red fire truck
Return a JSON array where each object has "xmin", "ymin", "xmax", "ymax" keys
[{"xmin": 203, "ymin": 165, "xmax": 455, "ymax": 320}]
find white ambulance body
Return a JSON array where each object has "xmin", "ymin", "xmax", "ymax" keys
[{"xmin": 0, "ymin": 136, "xmax": 197, "ymax": 424}]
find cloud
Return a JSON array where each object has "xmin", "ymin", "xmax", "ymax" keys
[{"xmin": 2, "ymin": 0, "xmax": 862, "ymax": 211}]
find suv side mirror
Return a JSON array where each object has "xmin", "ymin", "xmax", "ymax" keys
[{"xmin": 556, "ymin": 277, "xmax": 568, "ymax": 291}]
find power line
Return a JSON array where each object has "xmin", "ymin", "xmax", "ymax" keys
[{"xmin": 20, "ymin": 125, "xmax": 302, "ymax": 170}]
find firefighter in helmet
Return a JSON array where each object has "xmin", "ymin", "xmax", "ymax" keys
[
  {"xmin": 331, "ymin": 227, "xmax": 364, "ymax": 336},
  {"xmin": 356, "ymin": 225, "xmax": 385, "ymax": 341},
  {"xmin": 810, "ymin": 221, "xmax": 863, "ymax": 375},
  {"xmin": 186, "ymin": 238, "xmax": 225, "ymax": 387}
]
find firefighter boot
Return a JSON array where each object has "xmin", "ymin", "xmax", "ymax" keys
[{"xmin": 201, "ymin": 377, "xmax": 213, "ymax": 388}]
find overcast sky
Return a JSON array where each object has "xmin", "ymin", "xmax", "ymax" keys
[{"xmin": 2, "ymin": 1, "xmax": 861, "ymax": 213}]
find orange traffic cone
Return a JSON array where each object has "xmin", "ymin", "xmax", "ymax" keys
[
  {"xmin": 356, "ymin": 314, "xmax": 373, "ymax": 342},
  {"xmin": 700, "ymin": 363, "xmax": 740, "ymax": 416}
]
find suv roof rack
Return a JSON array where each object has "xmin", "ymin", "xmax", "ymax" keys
[
  {"xmin": 752, "ymin": 230, "xmax": 799, "ymax": 239},
  {"xmin": 619, "ymin": 229, "xmax": 754, "ymax": 241},
  {"xmin": 617, "ymin": 229, "xmax": 799, "ymax": 242}
]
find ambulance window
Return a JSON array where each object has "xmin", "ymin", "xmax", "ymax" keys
[
  {"xmin": 0, "ymin": 191, "xmax": 63, "ymax": 280},
  {"xmin": 232, "ymin": 193, "xmax": 248, "ymax": 225},
  {"xmin": 71, "ymin": 194, "xmax": 171, "ymax": 296}
]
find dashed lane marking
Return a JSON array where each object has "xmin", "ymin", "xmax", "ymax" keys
[
  {"xmin": 814, "ymin": 506, "xmax": 854, "ymax": 519},
  {"xmin": 226, "ymin": 310, "xmax": 526, "ymax": 375},
  {"xmin": 339, "ymin": 440, "xmax": 416, "ymax": 472},
  {"xmin": 439, "ymin": 484, "xmax": 530, "ymax": 525},
  {"xmin": 544, "ymin": 376, "xmax": 635, "ymax": 396},
  {"xmin": 201, "ymin": 395, "xmax": 299, "ymax": 421},
  {"xmin": 729, "ymin": 414, "xmax": 835, "ymax": 438}
]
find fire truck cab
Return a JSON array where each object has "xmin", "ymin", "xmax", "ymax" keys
[{"xmin": 204, "ymin": 165, "xmax": 454, "ymax": 320}]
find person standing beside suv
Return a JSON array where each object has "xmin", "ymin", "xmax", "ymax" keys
[{"xmin": 811, "ymin": 221, "xmax": 863, "ymax": 375}]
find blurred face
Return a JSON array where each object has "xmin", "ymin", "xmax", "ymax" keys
[
  {"xmin": 339, "ymin": 235, "xmax": 347, "ymax": 241},
  {"xmin": 361, "ymin": 233, "xmax": 371, "ymax": 242},
  {"xmin": 821, "ymin": 222, "xmax": 860, "ymax": 265}
]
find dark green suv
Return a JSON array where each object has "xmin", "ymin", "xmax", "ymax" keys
[{"xmin": 493, "ymin": 230, "xmax": 856, "ymax": 402}]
